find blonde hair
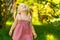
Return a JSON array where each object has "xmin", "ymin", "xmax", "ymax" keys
[
  {"xmin": 17, "ymin": 3, "xmax": 29, "ymax": 14},
  {"xmin": 14, "ymin": 3, "xmax": 32, "ymax": 19}
]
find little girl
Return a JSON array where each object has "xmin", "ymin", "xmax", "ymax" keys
[{"xmin": 9, "ymin": 3, "xmax": 37, "ymax": 40}]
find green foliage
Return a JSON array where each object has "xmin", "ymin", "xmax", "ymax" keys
[{"xmin": 6, "ymin": 0, "xmax": 60, "ymax": 24}]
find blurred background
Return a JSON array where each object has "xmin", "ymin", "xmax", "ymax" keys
[{"xmin": 0, "ymin": 0, "xmax": 60, "ymax": 40}]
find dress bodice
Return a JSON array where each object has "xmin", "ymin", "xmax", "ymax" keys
[{"xmin": 16, "ymin": 14, "xmax": 31, "ymax": 22}]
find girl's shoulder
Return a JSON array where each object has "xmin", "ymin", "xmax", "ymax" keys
[
  {"xmin": 16, "ymin": 14, "xmax": 21, "ymax": 19},
  {"xmin": 28, "ymin": 15, "xmax": 32, "ymax": 20},
  {"xmin": 16, "ymin": 14, "xmax": 20, "ymax": 17}
]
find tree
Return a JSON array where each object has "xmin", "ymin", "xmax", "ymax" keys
[{"xmin": 0, "ymin": 0, "xmax": 6, "ymax": 28}]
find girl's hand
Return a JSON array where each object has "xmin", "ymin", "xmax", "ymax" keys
[
  {"xmin": 9, "ymin": 30, "xmax": 12, "ymax": 36},
  {"xmin": 33, "ymin": 33, "xmax": 37, "ymax": 39}
]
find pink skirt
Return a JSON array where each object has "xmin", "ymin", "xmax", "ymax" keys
[{"xmin": 12, "ymin": 20, "xmax": 33, "ymax": 40}]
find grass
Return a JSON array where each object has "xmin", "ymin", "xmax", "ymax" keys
[{"xmin": 0, "ymin": 21, "xmax": 60, "ymax": 40}]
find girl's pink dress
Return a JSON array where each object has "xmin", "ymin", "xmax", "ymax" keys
[{"xmin": 12, "ymin": 14, "xmax": 32, "ymax": 40}]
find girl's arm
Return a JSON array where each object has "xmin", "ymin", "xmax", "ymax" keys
[
  {"xmin": 30, "ymin": 22, "xmax": 36, "ymax": 35},
  {"xmin": 9, "ymin": 16, "xmax": 18, "ymax": 32},
  {"xmin": 30, "ymin": 16, "xmax": 37, "ymax": 38}
]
